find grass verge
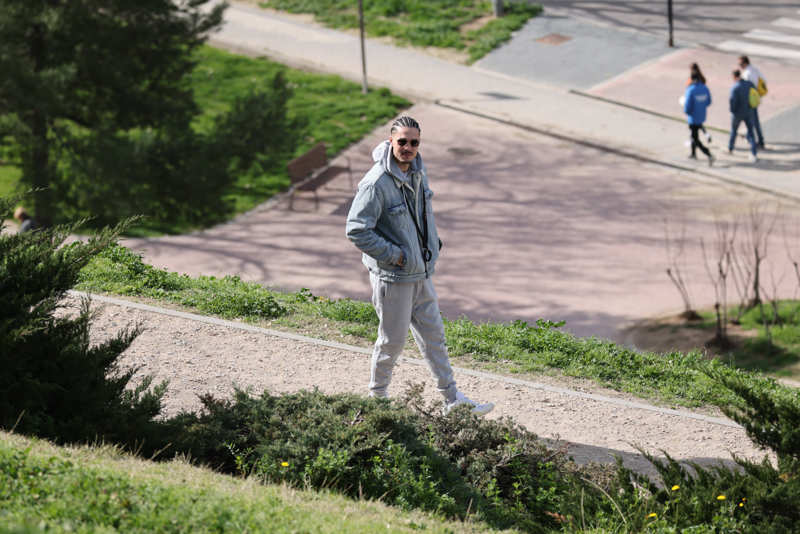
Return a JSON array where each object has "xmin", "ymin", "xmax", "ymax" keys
[
  {"xmin": 634, "ymin": 301, "xmax": 800, "ymax": 381},
  {"xmin": 77, "ymin": 245, "xmax": 749, "ymax": 409},
  {"xmin": 0, "ymin": 430, "xmax": 504, "ymax": 534},
  {"xmin": 259, "ymin": 0, "xmax": 542, "ymax": 63}
]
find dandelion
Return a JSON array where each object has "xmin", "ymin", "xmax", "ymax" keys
[
  {"xmin": 717, "ymin": 495, "xmax": 726, "ymax": 501},
  {"xmin": 646, "ymin": 513, "xmax": 658, "ymax": 519},
  {"xmin": 671, "ymin": 485, "xmax": 680, "ymax": 491},
  {"xmin": 281, "ymin": 461, "xmax": 289, "ymax": 467},
  {"xmin": 739, "ymin": 502, "xmax": 744, "ymax": 507}
]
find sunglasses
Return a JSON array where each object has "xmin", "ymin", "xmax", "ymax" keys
[{"xmin": 396, "ymin": 138, "xmax": 420, "ymax": 147}]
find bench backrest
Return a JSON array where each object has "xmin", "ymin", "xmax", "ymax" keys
[{"xmin": 287, "ymin": 142, "xmax": 327, "ymax": 182}]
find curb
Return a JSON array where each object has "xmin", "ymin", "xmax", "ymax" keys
[{"xmin": 70, "ymin": 290, "xmax": 741, "ymax": 429}]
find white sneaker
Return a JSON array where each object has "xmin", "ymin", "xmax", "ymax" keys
[
  {"xmin": 444, "ymin": 391, "xmax": 494, "ymax": 416},
  {"xmin": 749, "ymin": 154, "xmax": 758, "ymax": 163}
]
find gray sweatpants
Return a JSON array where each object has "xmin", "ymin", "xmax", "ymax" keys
[{"xmin": 368, "ymin": 272, "xmax": 457, "ymax": 402}]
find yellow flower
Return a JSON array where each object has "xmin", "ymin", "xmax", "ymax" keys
[
  {"xmin": 671, "ymin": 485, "xmax": 680, "ymax": 491},
  {"xmin": 646, "ymin": 513, "xmax": 658, "ymax": 519},
  {"xmin": 717, "ymin": 495, "xmax": 726, "ymax": 501},
  {"xmin": 281, "ymin": 461, "xmax": 289, "ymax": 467},
  {"xmin": 739, "ymin": 502, "xmax": 744, "ymax": 507}
]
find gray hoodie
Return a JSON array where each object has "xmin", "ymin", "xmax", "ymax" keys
[{"xmin": 345, "ymin": 141, "xmax": 441, "ymax": 282}]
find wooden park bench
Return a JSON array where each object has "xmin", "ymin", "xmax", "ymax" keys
[{"xmin": 287, "ymin": 142, "xmax": 352, "ymax": 210}]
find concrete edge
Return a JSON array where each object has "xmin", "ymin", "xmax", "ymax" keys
[
  {"xmin": 434, "ymin": 99, "xmax": 800, "ymax": 204},
  {"xmin": 69, "ymin": 290, "xmax": 741, "ymax": 429}
]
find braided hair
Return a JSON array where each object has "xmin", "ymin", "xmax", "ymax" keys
[{"xmin": 390, "ymin": 116, "xmax": 421, "ymax": 134}]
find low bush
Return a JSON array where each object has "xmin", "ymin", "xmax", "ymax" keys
[
  {"xmin": 171, "ymin": 385, "xmax": 613, "ymax": 532},
  {"xmin": 595, "ymin": 365, "xmax": 800, "ymax": 533}
]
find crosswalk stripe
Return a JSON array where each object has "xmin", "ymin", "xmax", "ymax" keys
[
  {"xmin": 744, "ymin": 28, "xmax": 800, "ymax": 47},
  {"xmin": 716, "ymin": 39, "xmax": 800, "ymax": 60},
  {"xmin": 772, "ymin": 17, "xmax": 800, "ymax": 30}
]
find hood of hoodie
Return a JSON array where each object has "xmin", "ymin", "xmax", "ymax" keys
[{"xmin": 372, "ymin": 140, "xmax": 423, "ymax": 185}]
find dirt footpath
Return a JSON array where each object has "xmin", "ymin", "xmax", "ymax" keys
[{"xmin": 79, "ymin": 294, "xmax": 774, "ymax": 481}]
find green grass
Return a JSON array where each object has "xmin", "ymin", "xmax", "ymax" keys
[
  {"xmin": 0, "ymin": 431, "xmax": 504, "ymax": 534},
  {"xmin": 260, "ymin": 0, "xmax": 542, "ymax": 62},
  {"xmin": 190, "ymin": 46, "xmax": 409, "ymax": 216},
  {"xmin": 0, "ymin": 164, "xmax": 21, "ymax": 200},
  {"xmin": 78, "ymin": 245, "xmax": 748, "ymax": 409},
  {"xmin": 681, "ymin": 301, "xmax": 800, "ymax": 379}
]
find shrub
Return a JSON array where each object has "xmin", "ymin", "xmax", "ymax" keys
[
  {"xmin": 0, "ymin": 198, "xmax": 167, "ymax": 448},
  {"xmin": 593, "ymin": 364, "xmax": 800, "ymax": 533},
  {"xmin": 171, "ymin": 385, "xmax": 614, "ymax": 531}
]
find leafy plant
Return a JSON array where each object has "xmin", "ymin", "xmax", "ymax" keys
[
  {"xmin": 170, "ymin": 386, "xmax": 613, "ymax": 532},
  {"xmin": 0, "ymin": 198, "xmax": 166, "ymax": 448}
]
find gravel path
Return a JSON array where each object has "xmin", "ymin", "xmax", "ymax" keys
[{"xmin": 76, "ymin": 293, "xmax": 774, "ymax": 480}]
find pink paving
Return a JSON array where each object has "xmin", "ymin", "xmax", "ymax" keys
[
  {"xmin": 588, "ymin": 48, "xmax": 800, "ymax": 132},
  {"xmin": 123, "ymin": 103, "xmax": 800, "ymax": 342}
]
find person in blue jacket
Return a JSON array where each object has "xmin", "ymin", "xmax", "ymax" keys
[
  {"xmin": 683, "ymin": 71, "xmax": 714, "ymax": 166},
  {"xmin": 728, "ymin": 69, "xmax": 758, "ymax": 163}
]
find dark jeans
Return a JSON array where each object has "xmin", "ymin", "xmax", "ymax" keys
[
  {"xmin": 729, "ymin": 114, "xmax": 757, "ymax": 156},
  {"xmin": 689, "ymin": 124, "xmax": 710, "ymax": 157},
  {"xmin": 752, "ymin": 106, "xmax": 765, "ymax": 146}
]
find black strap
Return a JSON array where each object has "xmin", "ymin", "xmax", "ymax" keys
[{"xmin": 402, "ymin": 186, "xmax": 432, "ymax": 262}]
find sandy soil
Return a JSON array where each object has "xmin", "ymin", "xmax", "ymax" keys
[{"xmin": 74, "ymin": 294, "xmax": 776, "ymax": 481}]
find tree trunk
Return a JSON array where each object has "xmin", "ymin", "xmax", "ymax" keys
[{"xmin": 26, "ymin": 23, "xmax": 54, "ymax": 226}]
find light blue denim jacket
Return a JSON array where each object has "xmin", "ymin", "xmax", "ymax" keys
[{"xmin": 345, "ymin": 141, "xmax": 440, "ymax": 282}]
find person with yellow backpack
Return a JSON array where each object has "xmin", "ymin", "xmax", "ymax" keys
[
  {"xmin": 739, "ymin": 55, "xmax": 767, "ymax": 149},
  {"xmin": 728, "ymin": 69, "xmax": 759, "ymax": 163}
]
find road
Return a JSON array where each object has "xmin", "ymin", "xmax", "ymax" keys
[{"xmin": 539, "ymin": 0, "xmax": 800, "ymax": 61}]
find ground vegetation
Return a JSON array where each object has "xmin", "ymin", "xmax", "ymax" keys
[
  {"xmin": 4, "ymin": 212, "xmax": 800, "ymax": 532},
  {"xmin": 260, "ymin": 0, "xmax": 542, "ymax": 62}
]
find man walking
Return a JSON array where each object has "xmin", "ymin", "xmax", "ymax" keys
[
  {"xmin": 683, "ymin": 71, "xmax": 714, "ymax": 166},
  {"xmin": 346, "ymin": 116, "xmax": 494, "ymax": 415},
  {"xmin": 728, "ymin": 70, "xmax": 759, "ymax": 163},
  {"xmin": 739, "ymin": 55, "xmax": 766, "ymax": 149}
]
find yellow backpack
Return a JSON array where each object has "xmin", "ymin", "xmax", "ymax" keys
[
  {"xmin": 757, "ymin": 77, "xmax": 768, "ymax": 97},
  {"xmin": 749, "ymin": 86, "xmax": 760, "ymax": 108}
]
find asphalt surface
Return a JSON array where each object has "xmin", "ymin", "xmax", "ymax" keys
[
  {"xmin": 538, "ymin": 0, "xmax": 800, "ymax": 52},
  {"xmin": 475, "ymin": 13, "xmax": 671, "ymax": 89}
]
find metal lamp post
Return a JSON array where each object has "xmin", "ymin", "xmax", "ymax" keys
[
  {"xmin": 667, "ymin": 0, "xmax": 674, "ymax": 47},
  {"xmin": 358, "ymin": 0, "xmax": 368, "ymax": 93}
]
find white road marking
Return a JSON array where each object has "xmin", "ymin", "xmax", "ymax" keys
[
  {"xmin": 717, "ymin": 39, "xmax": 800, "ymax": 60},
  {"xmin": 744, "ymin": 28, "xmax": 800, "ymax": 47},
  {"xmin": 772, "ymin": 17, "xmax": 800, "ymax": 30}
]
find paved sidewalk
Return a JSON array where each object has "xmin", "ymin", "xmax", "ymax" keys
[{"xmin": 209, "ymin": 1, "xmax": 799, "ymax": 199}]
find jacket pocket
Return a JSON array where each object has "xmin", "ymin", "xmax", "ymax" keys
[{"xmin": 387, "ymin": 204, "xmax": 408, "ymax": 227}]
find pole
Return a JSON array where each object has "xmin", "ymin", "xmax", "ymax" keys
[
  {"xmin": 358, "ymin": 0, "xmax": 368, "ymax": 93},
  {"xmin": 667, "ymin": 0, "xmax": 674, "ymax": 47},
  {"xmin": 492, "ymin": 0, "xmax": 503, "ymax": 18}
]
